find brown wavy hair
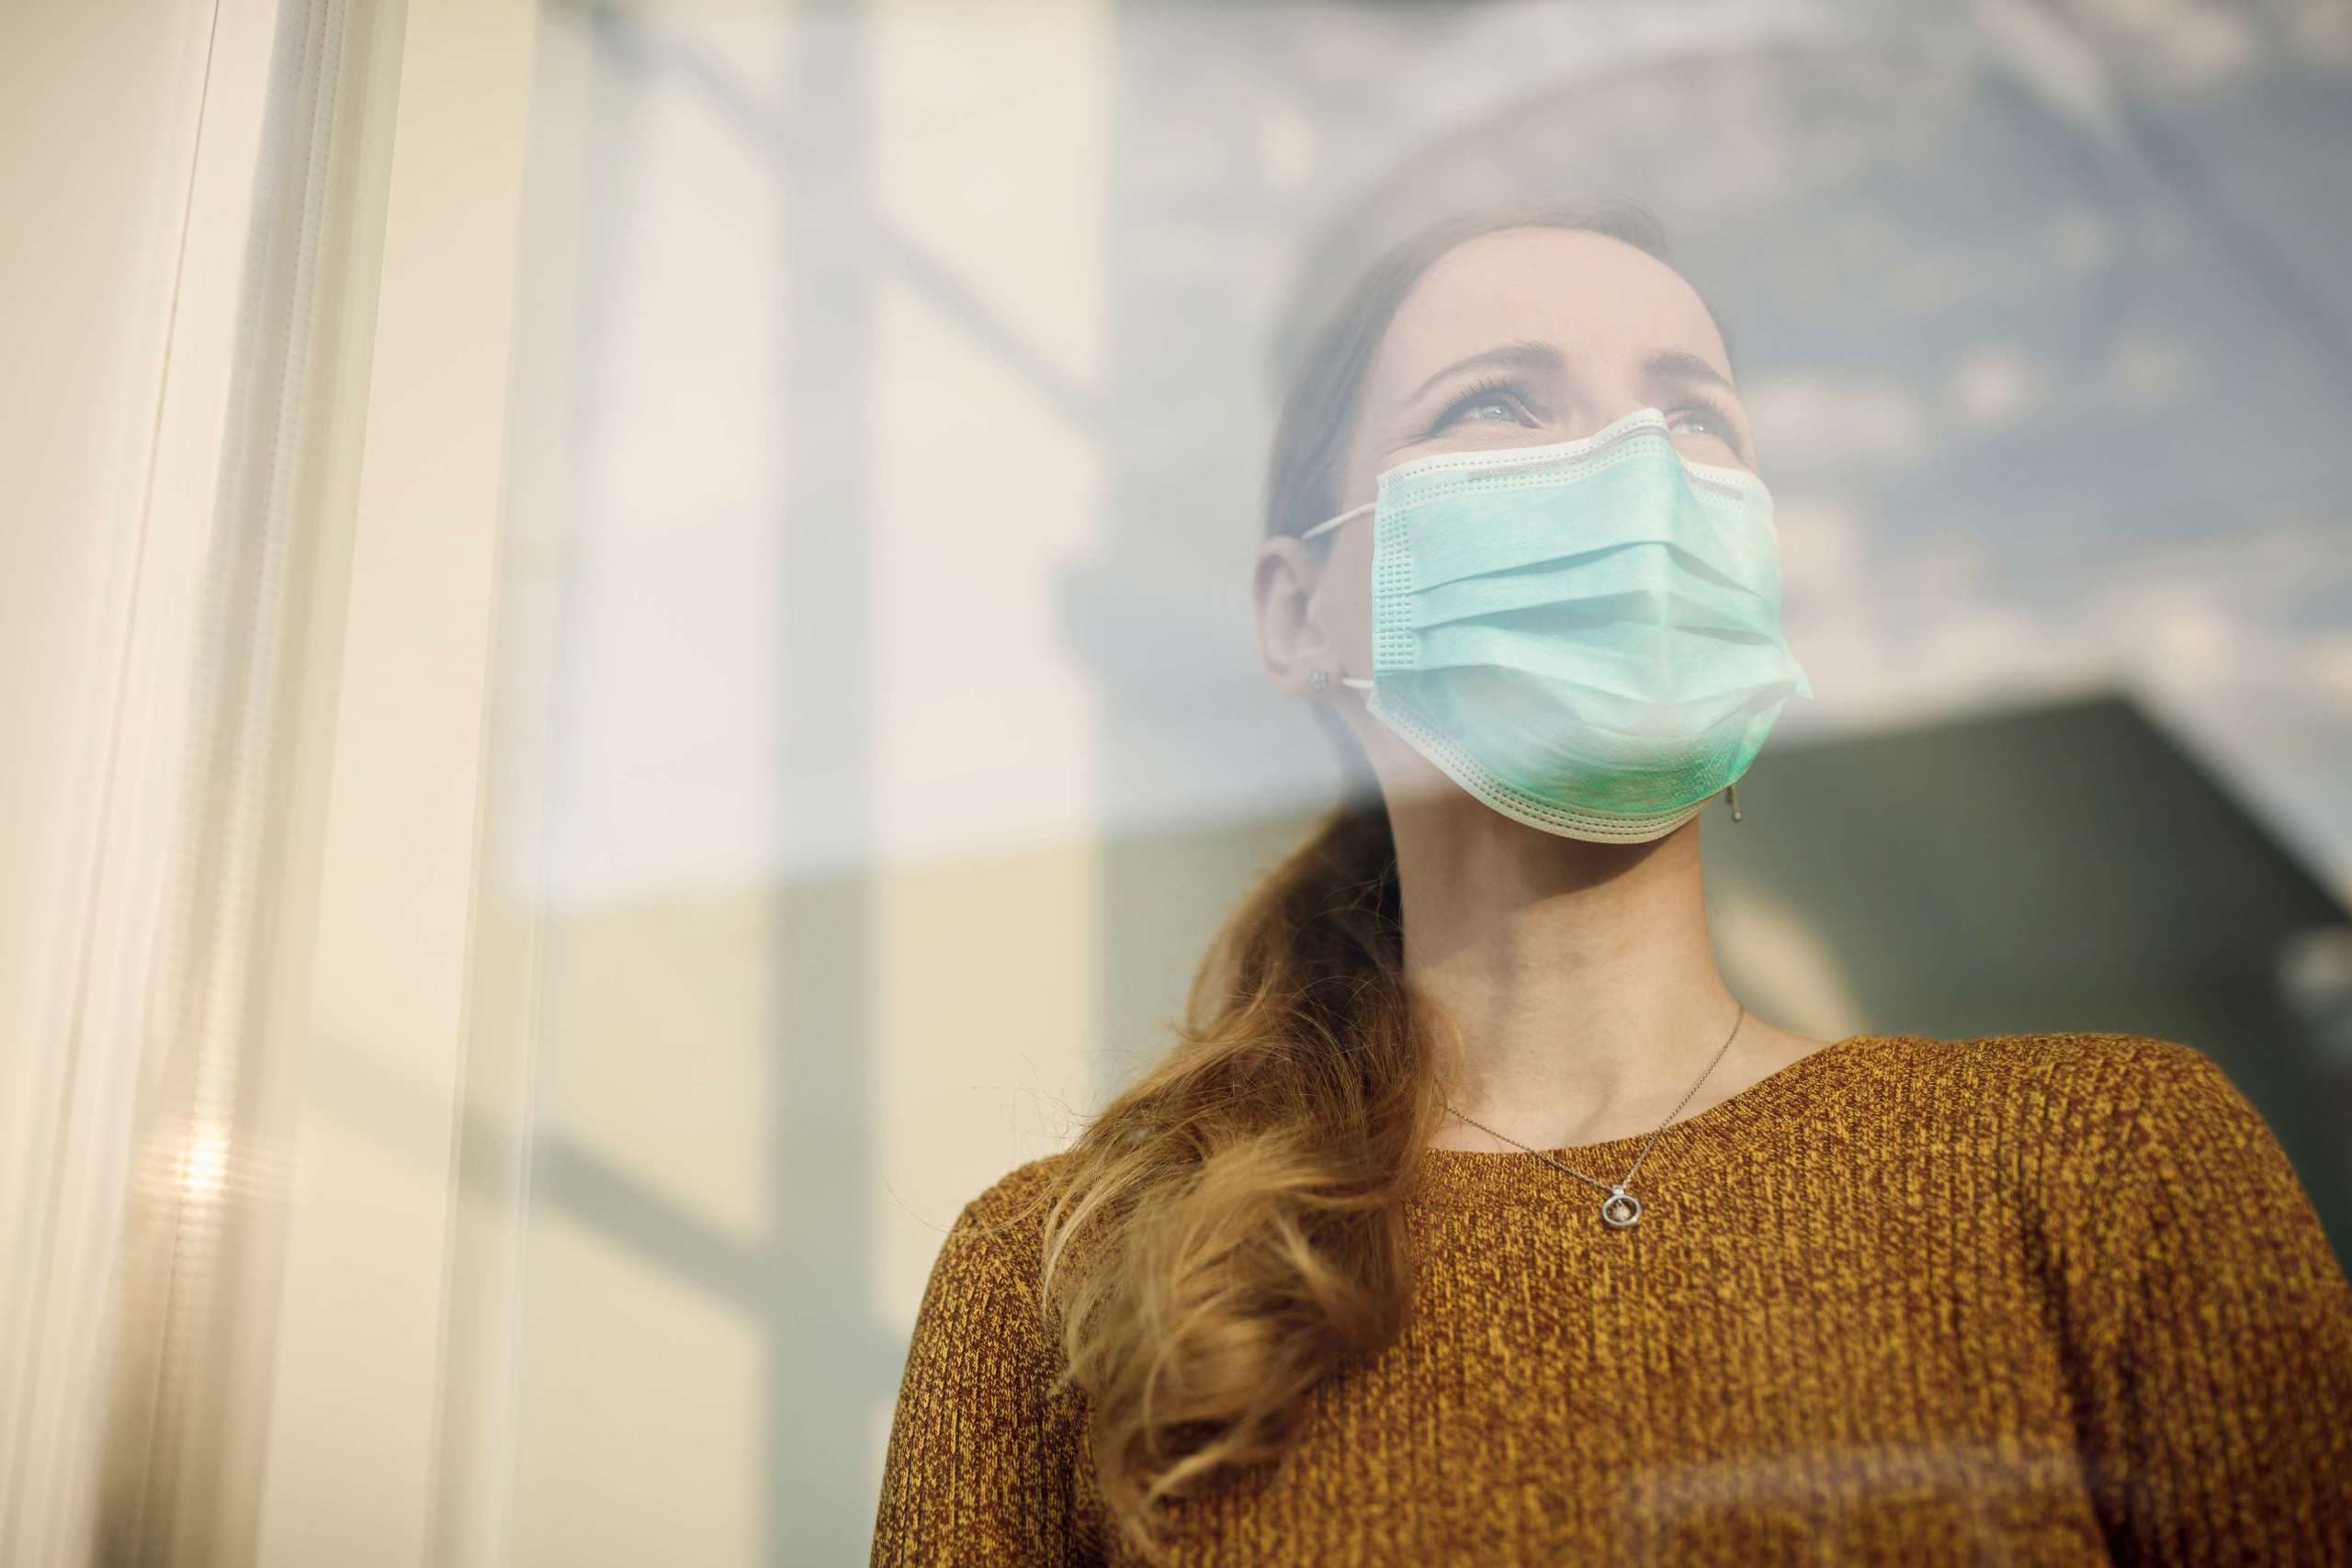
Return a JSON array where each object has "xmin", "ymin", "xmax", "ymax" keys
[{"xmin": 1037, "ymin": 197, "xmax": 1694, "ymax": 1560}]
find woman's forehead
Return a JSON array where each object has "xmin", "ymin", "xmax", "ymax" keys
[{"xmin": 1372, "ymin": 228, "xmax": 1730, "ymax": 393}]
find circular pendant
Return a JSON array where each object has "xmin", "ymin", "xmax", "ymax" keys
[{"xmin": 1600, "ymin": 1187, "xmax": 1642, "ymax": 1229}]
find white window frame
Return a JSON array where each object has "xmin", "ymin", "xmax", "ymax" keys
[{"xmin": 246, "ymin": 2, "xmax": 547, "ymax": 1564}]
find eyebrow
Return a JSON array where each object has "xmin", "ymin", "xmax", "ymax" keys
[
  {"xmin": 1399, "ymin": 342, "xmax": 1738, "ymax": 411},
  {"xmin": 1645, "ymin": 348, "xmax": 1737, "ymax": 395},
  {"xmin": 1400, "ymin": 339, "xmax": 1564, "ymax": 408}
]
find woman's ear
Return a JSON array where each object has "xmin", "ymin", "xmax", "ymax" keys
[{"xmin": 1254, "ymin": 535, "xmax": 1336, "ymax": 698}]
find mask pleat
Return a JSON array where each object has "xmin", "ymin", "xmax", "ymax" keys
[
  {"xmin": 1396, "ymin": 458, "xmax": 1771, "ymax": 593},
  {"xmin": 1392, "ymin": 673, "xmax": 1795, "ymax": 806},
  {"xmin": 1408, "ymin": 552, "xmax": 1778, "ymax": 639},
  {"xmin": 1397, "ymin": 622, "xmax": 1803, "ymax": 705}
]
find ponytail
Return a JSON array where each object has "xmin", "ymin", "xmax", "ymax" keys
[{"xmin": 1037, "ymin": 801, "xmax": 1442, "ymax": 1559}]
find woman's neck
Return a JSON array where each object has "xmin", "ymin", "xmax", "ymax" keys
[{"xmin": 1390, "ymin": 794, "xmax": 1773, "ymax": 1151}]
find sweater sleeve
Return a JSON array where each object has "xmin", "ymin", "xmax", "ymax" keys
[
  {"xmin": 2064, "ymin": 1043, "xmax": 2352, "ymax": 1564},
  {"xmin": 871, "ymin": 1198, "xmax": 1094, "ymax": 1566}
]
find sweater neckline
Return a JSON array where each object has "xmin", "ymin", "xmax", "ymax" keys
[{"xmin": 1408, "ymin": 1032, "xmax": 1888, "ymax": 1208}]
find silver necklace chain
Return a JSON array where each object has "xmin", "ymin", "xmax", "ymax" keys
[{"xmin": 1441, "ymin": 1004, "xmax": 1747, "ymax": 1230}]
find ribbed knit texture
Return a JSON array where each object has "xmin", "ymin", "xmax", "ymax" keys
[{"xmin": 871, "ymin": 1033, "xmax": 2352, "ymax": 1564}]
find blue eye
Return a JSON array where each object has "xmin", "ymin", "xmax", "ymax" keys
[
  {"xmin": 1433, "ymin": 377, "xmax": 1533, "ymax": 432},
  {"xmin": 1669, "ymin": 399, "xmax": 1736, "ymax": 441}
]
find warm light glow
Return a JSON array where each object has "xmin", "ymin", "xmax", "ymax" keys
[{"xmin": 178, "ymin": 1124, "xmax": 230, "ymax": 1203}]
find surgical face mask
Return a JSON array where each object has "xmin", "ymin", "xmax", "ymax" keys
[{"xmin": 1300, "ymin": 406, "xmax": 1812, "ymax": 843}]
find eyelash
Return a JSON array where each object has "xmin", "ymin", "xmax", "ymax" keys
[
  {"xmin": 1430, "ymin": 380, "xmax": 1743, "ymax": 448},
  {"xmin": 1671, "ymin": 394, "xmax": 1739, "ymax": 441},
  {"xmin": 1430, "ymin": 376, "xmax": 1531, "ymax": 432}
]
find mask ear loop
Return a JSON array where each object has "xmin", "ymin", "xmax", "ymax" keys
[
  {"xmin": 1298, "ymin": 502, "xmax": 1378, "ymax": 694},
  {"xmin": 1299, "ymin": 501, "xmax": 1372, "ymax": 542}
]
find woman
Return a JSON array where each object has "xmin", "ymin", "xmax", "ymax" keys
[{"xmin": 870, "ymin": 198, "xmax": 2352, "ymax": 1564}]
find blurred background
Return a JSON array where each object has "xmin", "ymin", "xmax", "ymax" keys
[{"xmin": 5, "ymin": 1, "xmax": 2349, "ymax": 1565}]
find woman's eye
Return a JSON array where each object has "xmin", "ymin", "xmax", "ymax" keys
[
  {"xmin": 1434, "ymin": 385, "xmax": 1531, "ymax": 431},
  {"xmin": 1668, "ymin": 402, "xmax": 1736, "ymax": 442}
]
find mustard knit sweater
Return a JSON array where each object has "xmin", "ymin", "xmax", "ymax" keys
[{"xmin": 871, "ymin": 1033, "xmax": 2352, "ymax": 1564}]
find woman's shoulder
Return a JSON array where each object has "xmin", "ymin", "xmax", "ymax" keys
[
  {"xmin": 1845, "ymin": 1027, "xmax": 2218, "ymax": 1087},
  {"xmin": 1835, "ymin": 1029, "xmax": 2267, "ymax": 1155},
  {"xmin": 933, "ymin": 1150, "xmax": 1080, "ymax": 1284},
  {"xmin": 959, "ymin": 1149, "xmax": 1079, "ymax": 1225}
]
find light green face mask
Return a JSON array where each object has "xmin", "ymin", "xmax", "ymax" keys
[{"xmin": 1301, "ymin": 407, "xmax": 1813, "ymax": 843}]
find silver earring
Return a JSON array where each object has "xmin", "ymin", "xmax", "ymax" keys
[
  {"xmin": 1306, "ymin": 668, "xmax": 1329, "ymax": 696},
  {"xmin": 1725, "ymin": 782, "xmax": 1744, "ymax": 823}
]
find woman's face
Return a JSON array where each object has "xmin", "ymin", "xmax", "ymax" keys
[{"xmin": 1255, "ymin": 225, "xmax": 1755, "ymax": 805}]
